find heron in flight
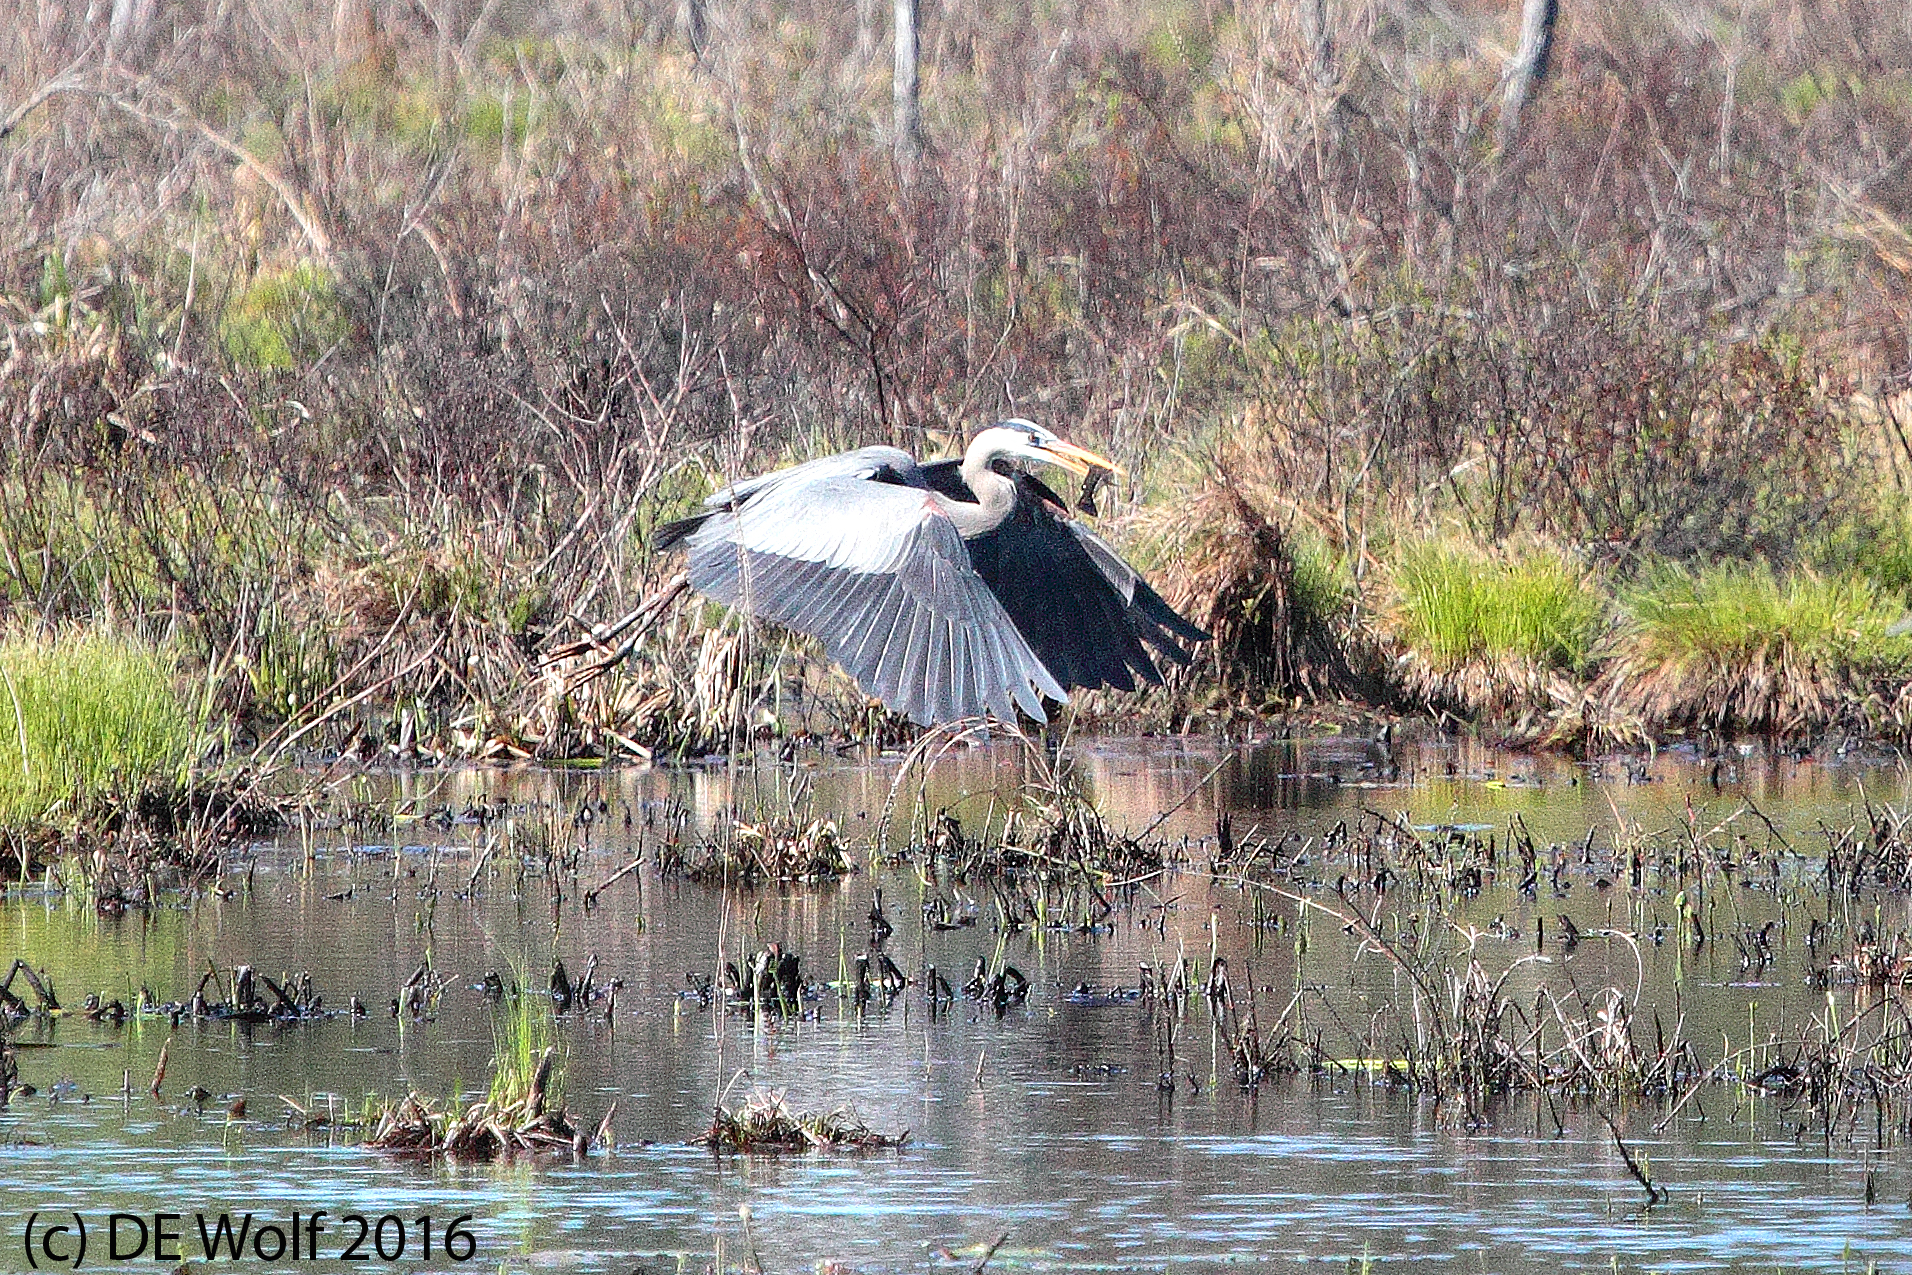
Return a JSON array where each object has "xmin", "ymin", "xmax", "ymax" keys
[{"xmin": 654, "ymin": 419, "xmax": 1207, "ymax": 725}]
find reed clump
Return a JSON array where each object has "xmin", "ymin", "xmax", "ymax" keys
[
  {"xmin": 882, "ymin": 723, "xmax": 1169, "ymax": 885},
  {"xmin": 1202, "ymin": 793, "xmax": 1912, "ymax": 1143},
  {"xmin": 1148, "ymin": 466, "xmax": 1366, "ymax": 707},
  {"xmin": 992, "ymin": 789, "xmax": 1165, "ymax": 884},
  {"xmin": 1821, "ymin": 799, "xmax": 1912, "ymax": 895},
  {"xmin": 0, "ymin": 628, "xmax": 197, "ymax": 829},
  {"xmin": 367, "ymin": 991, "xmax": 608, "ymax": 1159},
  {"xmin": 0, "ymin": 629, "xmax": 275, "ymax": 892},
  {"xmin": 362, "ymin": 1070, "xmax": 598, "ymax": 1159},
  {"xmin": 1381, "ymin": 538, "xmax": 1601, "ymax": 723},
  {"xmin": 667, "ymin": 815, "xmax": 849, "ymax": 885},
  {"xmin": 1595, "ymin": 563, "xmax": 1912, "ymax": 738}
]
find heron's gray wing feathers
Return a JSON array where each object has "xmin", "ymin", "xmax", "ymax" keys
[
  {"xmin": 697, "ymin": 446, "xmax": 922, "ymax": 511},
  {"xmin": 683, "ymin": 476, "xmax": 1064, "ymax": 724}
]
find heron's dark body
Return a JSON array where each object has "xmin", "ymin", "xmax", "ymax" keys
[
  {"xmin": 913, "ymin": 461, "xmax": 1203, "ymax": 694},
  {"xmin": 654, "ymin": 434, "xmax": 1207, "ymax": 725}
]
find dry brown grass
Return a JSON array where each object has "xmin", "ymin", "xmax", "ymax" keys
[
  {"xmin": 5, "ymin": 0, "xmax": 1912, "ymax": 744},
  {"xmin": 1155, "ymin": 475, "xmax": 1369, "ymax": 705},
  {"xmin": 700, "ymin": 1089, "xmax": 905, "ymax": 1154}
]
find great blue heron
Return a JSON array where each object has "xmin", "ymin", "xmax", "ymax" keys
[{"xmin": 654, "ymin": 419, "xmax": 1208, "ymax": 725}]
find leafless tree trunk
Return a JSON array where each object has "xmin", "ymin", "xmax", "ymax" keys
[
  {"xmin": 678, "ymin": 0, "xmax": 707, "ymax": 61},
  {"xmin": 333, "ymin": 0, "xmax": 375, "ymax": 67},
  {"xmin": 893, "ymin": 0, "xmax": 923, "ymax": 180},
  {"xmin": 1498, "ymin": 0, "xmax": 1558, "ymax": 151},
  {"xmin": 1298, "ymin": 0, "xmax": 1332, "ymax": 95}
]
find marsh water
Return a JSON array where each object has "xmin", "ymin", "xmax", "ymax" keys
[{"xmin": 5, "ymin": 732, "xmax": 1912, "ymax": 1273}]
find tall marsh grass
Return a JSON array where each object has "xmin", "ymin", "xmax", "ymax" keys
[
  {"xmin": 0, "ymin": 630, "xmax": 196, "ymax": 826},
  {"xmin": 487, "ymin": 976, "xmax": 560, "ymax": 1115},
  {"xmin": 1597, "ymin": 564, "xmax": 1912, "ymax": 735},
  {"xmin": 1382, "ymin": 539, "xmax": 1600, "ymax": 719},
  {"xmin": 1389, "ymin": 539, "xmax": 1599, "ymax": 671}
]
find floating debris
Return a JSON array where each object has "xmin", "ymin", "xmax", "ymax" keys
[{"xmin": 1065, "ymin": 982, "xmax": 1145, "ymax": 1006}]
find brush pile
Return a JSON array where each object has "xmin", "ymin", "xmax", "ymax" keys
[
  {"xmin": 884, "ymin": 724, "xmax": 1170, "ymax": 885},
  {"xmin": 700, "ymin": 1090, "xmax": 906, "ymax": 1154},
  {"xmin": 1166, "ymin": 479, "xmax": 1361, "ymax": 703},
  {"xmin": 671, "ymin": 816, "xmax": 849, "ymax": 885},
  {"xmin": 365, "ymin": 1047, "xmax": 606, "ymax": 1159}
]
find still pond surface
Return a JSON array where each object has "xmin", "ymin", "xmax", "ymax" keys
[{"xmin": 4, "ymin": 731, "xmax": 1912, "ymax": 1273}]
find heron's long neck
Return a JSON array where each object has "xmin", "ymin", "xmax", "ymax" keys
[{"xmin": 955, "ymin": 448, "xmax": 1018, "ymax": 538}]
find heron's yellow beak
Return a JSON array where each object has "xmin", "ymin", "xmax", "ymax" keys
[{"xmin": 1040, "ymin": 439, "xmax": 1125, "ymax": 479}]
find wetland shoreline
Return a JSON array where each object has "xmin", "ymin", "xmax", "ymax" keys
[
  {"xmin": 11, "ymin": 0, "xmax": 1912, "ymax": 785},
  {"xmin": 9, "ymin": 0, "xmax": 1912, "ymax": 1261}
]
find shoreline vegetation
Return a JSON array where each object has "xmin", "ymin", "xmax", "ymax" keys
[{"xmin": 6, "ymin": 0, "xmax": 1912, "ymax": 833}]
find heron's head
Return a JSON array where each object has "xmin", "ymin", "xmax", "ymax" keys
[{"xmin": 972, "ymin": 418, "xmax": 1123, "ymax": 479}]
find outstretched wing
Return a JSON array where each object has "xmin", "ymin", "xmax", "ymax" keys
[
  {"xmin": 655, "ymin": 447, "xmax": 920, "ymax": 551},
  {"xmin": 923, "ymin": 465, "xmax": 1209, "ymax": 692},
  {"xmin": 674, "ymin": 471, "xmax": 1066, "ymax": 725}
]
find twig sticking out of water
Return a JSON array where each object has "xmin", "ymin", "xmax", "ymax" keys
[
  {"xmin": 1600, "ymin": 1110, "xmax": 1666, "ymax": 1208},
  {"xmin": 465, "ymin": 834, "xmax": 495, "ymax": 894},
  {"xmin": 1, "ymin": 959, "xmax": 60, "ymax": 1014},
  {"xmin": 972, "ymin": 1232, "xmax": 1010, "ymax": 1275},
  {"xmin": 583, "ymin": 852, "xmax": 642, "ymax": 907}
]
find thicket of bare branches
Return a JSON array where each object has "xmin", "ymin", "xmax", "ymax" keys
[{"xmin": 3, "ymin": 0, "xmax": 1911, "ymax": 744}]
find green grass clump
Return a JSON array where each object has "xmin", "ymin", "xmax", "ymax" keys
[
  {"xmin": 1836, "ymin": 501, "xmax": 1912, "ymax": 602},
  {"xmin": 0, "ymin": 630, "xmax": 196, "ymax": 827},
  {"xmin": 1388, "ymin": 538, "xmax": 1600, "ymax": 673},
  {"xmin": 1619, "ymin": 563, "xmax": 1907, "ymax": 666},
  {"xmin": 1289, "ymin": 524, "xmax": 1354, "ymax": 628},
  {"xmin": 1599, "ymin": 563, "xmax": 1912, "ymax": 734},
  {"xmin": 219, "ymin": 261, "xmax": 351, "ymax": 371},
  {"xmin": 487, "ymin": 975, "xmax": 560, "ymax": 1114}
]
